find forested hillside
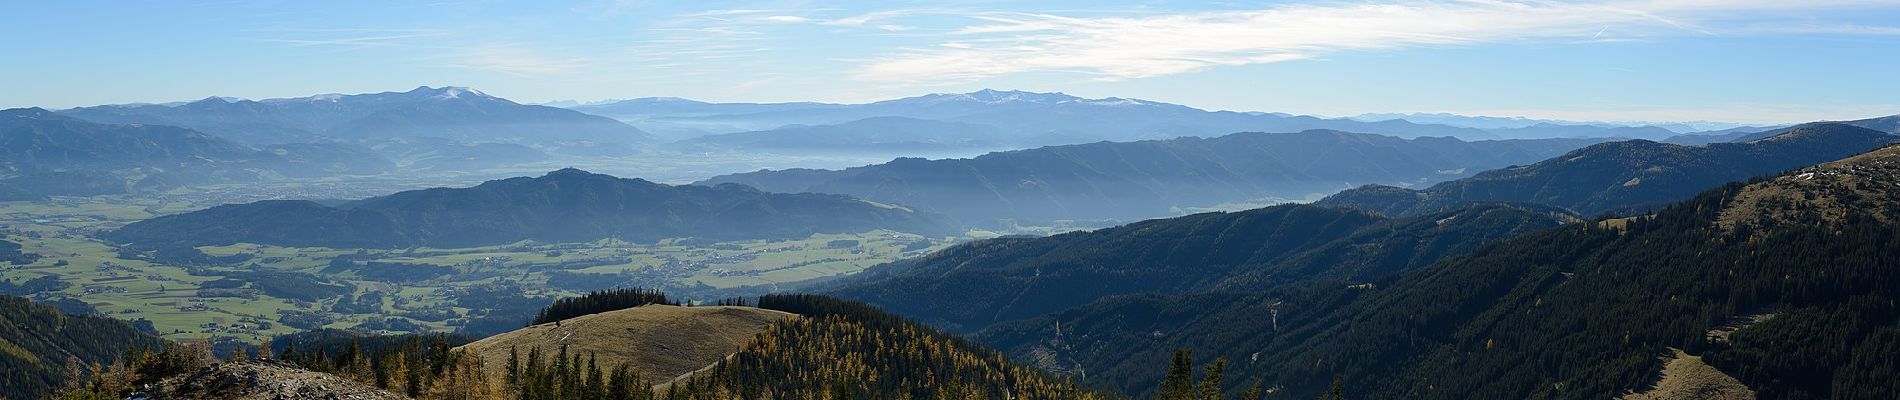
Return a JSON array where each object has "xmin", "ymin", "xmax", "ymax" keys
[
  {"xmin": 107, "ymin": 168, "xmax": 956, "ymax": 249},
  {"xmin": 705, "ymin": 130, "xmax": 1603, "ymax": 226},
  {"xmin": 667, "ymin": 294, "xmax": 1107, "ymax": 399},
  {"xmin": 0, "ymin": 295, "xmax": 164, "ymax": 399},
  {"xmin": 1319, "ymin": 123, "xmax": 1896, "ymax": 217},
  {"xmin": 0, "ymin": 238, "xmax": 38, "ymax": 265},
  {"xmin": 982, "ymin": 144, "xmax": 1900, "ymax": 399},
  {"xmin": 827, "ymin": 203, "xmax": 1570, "ymax": 333}
]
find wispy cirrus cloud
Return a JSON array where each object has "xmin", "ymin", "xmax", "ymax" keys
[
  {"xmin": 438, "ymin": 44, "xmax": 593, "ymax": 77},
  {"xmin": 259, "ymin": 27, "xmax": 592, "ymax": 77},
  {"xmin": 254, "ymin": 28, "xmax": 449, "ymax": 49},
  {"xmin": 857, "ymin": 0, "xmax": 1900, "ymax": 84}
]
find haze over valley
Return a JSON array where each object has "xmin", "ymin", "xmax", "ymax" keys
[{"xmin": 5, "ymin": 1, "xmax": 1900, "ymax": 399}]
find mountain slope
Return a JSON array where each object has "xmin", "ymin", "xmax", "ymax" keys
[
  {"xmin": 63, "ymin": 87, "xmax": 656, "ymax": 151},
  {"xmin": 106, "ymin": 168, "xmax": 957, "ymax": 249},
  {"xmin": 0, "ymin": 295, "xmax": 166, "ymax": 399},
  {"xmin": 667, "ymin": 294, "xmax": 1108, "ymax": 399},
  {"xmin": 1, "ymin": 107, "xmax": 394, "ymax": 197},
  {"xmin": 826, "ymin": 203, "xmax": 1570, "ymax": 334},
  {"xmin": 704, "ymin": 130, "xmax": 1603, "ymax": 226},
  {"xmin": 2, "ymin": 107, "xmax": 256, "ymax": 172},
  {"xmin": 1729, "ymin": 114, "xmax": 1899, "ymax": 143},
  {"xmin": 1318, "ymin": 123, "xmax": 1897, "ymax": 216},
  {"xmin": 981, "ymin": 144, "xmax": 1900, "ymax": 399},
  {"xmin": 459, "ymin": 304, "xmax": 795, "ymax": 385}
]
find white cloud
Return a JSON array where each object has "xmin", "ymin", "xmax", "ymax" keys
[
  {"xmin": 857, "ymin": 0, "xmax": 1900, "ymax": 84},
  {"xmin": 760, "ymin": 15, "xmax": 814, "ymax": 23}
]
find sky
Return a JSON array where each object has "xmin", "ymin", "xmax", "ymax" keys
[{"xmin": 3, "ymin": 0, "xmax": 1899, "ymax": 124}]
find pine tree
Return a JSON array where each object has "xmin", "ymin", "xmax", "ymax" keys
[
  {"xmin": 506, "ymin": 346, "xmax": 521, "ymax": 397},
  {"xmin": 281, "ymin": 342, "xmax": 299, "ymax": 365},
  {"xmin": 1240, "ymin": 379, "xmax": 1264, "ymax": 400},
  {"xmin": 1198, "ymin": 358, "xmax": 1226, "ymax": 400},
  {"xmin": 583, "ymin": 353, "xmax": 606, "ymax": 400},
  {"xmin": 1158, "ymin": 350, "xmax": 1196, "ymax": 400},
  {"xmin": 607, "ymin": 364, "xmax": 632, "ymax": 400},
  {"xmin": 1317, "ymin": 376, "xmax": 1344, "ymax": 400}
]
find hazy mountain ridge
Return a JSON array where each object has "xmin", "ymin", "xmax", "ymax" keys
[
  {"xmin": 703, "ymin": 130, "xmax": 1606, "ymax": 226},
  {"xmin": 575, "ymin": 90, "xmax": 1766, "ymax": 152},
  {"xmin": 105, "ymin": 168, "xmax": 957, "ymax": 249},
  {"xmin": 61, "ymin": 86, "xmax": 656, "ymax": 156},
  {"xmin": 0, "ymin": 107, "xmax": 397, "ymax": 197},
  {"xmin": 1318, "ymin": 123, "xmax": 1898, "ymax": 217},
  {"xmin": 675, "ymin": 116, "xmax": 1011, "ymax": 154}
]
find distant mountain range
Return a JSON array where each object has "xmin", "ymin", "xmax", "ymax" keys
[
  {"xmin": 673, "ymin": 116, "xmax": 1013, "ymax": 154},
  {"xmin": 106, "ymin": 168, "xmax": 956, "ymax": 249},
  {"xmin": 572, "ymin": 90, "xmax": 1777, "ymax": 152},
  {"xmin": 0, "ymin": 107, "xmax": 394, "ymax": 199},
  {"xmin": 702, "ymin": 130, "xmax": 1606, "ymax": 226},
  {"xmin": 1352, "ymin": 112, "xmax": 1757, "ymax": 133},
  {"xmin": 1318, "ymin": 123, "xmax": 1898, "ymax": 217},
  {"xmin": 61, "ymin": 86, "xmax": 655, "ymax": 155}
]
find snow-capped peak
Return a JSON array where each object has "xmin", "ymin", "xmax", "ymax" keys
[
  {"xmin": 878, "ymin": 89, "xmax": 1084, "ymax": 106},
  {"xmin": 408, "ymin": 86, "xmax": 486, "ymax": 99}
]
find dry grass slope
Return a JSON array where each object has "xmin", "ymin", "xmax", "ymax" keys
[
  {"xmin": 1719, "ymin": 144, "xmax": 1900, "ymax": 235},
  {"xmin": 1621, "ymin": 349, "xmax": 1757, "ymax": 400},
  {"xmin": 457, "ymin": 305, "xmax": 795, "ymax": 386}
]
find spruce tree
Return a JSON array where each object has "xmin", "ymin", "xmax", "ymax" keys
[
  {"xmin": 584, "ymin": 353, "xmax": 606, "ymax": 400},
  {"xmin": 1158, "ymin": 349, "xmax": 1196, "ymax": 400},
  {"xmin": 1198, "ymin": 358, "xmax": 1226, "ymax": 400},
  {"xmin": 506, "ymin": 346, "xmax": 521, "ymax": 395}
]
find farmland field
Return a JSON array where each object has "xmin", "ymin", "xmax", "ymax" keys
[{"xmin": 0, "ymin": 193, "xmax": 962, "ymax": 342}]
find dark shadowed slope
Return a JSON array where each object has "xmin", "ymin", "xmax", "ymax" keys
[
  {"xmin": 1318, "ymin": 123, "xmax": 1896, "ymax": 217},
  {"xmin": 825, "ymin": 202, "xmax": 1570, "ymax": 334},
  {"xmin": 0, "ymin": 295, "xmax": 165, "ymax": 399},
  {"xmin": 107, "ymin": 168, "xmax": 957, "ymax": 249},
  {"xmin": 982, "ymin": 144, "xmax": 1900, "ymax": 399},
  {"xmin": 705, "ymin": 130, "xmax": 1603, "ymax": 226}
]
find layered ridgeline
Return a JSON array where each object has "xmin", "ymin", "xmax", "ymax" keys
[
  {"xmin": 981, "ymin": 145, "xmax": 1900, "ymax": 398},
  {"xmin": 704, "ymin": 130, "xmax": 1603, "ymax": 226},
  {"xmin": 1724, "ymin": 114, "xmax": 1900, "ymax": 143},
  {"xmin": 0, "ymin": 107, "xmax": 393, "ymax": 199},
  {"xmin": 62, "ymin": 86, "xmax": 655, "ymax": 154},
  {"xmin": 1320, "ymin": 123, "xmax": 1897, "ymax": 217},
  {"xmin": 106, "ymin": 168, "xmax": 956, "ymax": 249},
  {"xmin": 825, "ymin": 202, "xmax": 1574, "ymax": 333},
  {"xmin": 0, "ymin": 295, "xmax": 165, "ymax": 399},
  {"xmin": 578, "ymin": 89, "xmax": 1702, "ymax": 147},
  {"xmin": 674, "ymin": 116, "xmax": 1012, "ymax": 154}
]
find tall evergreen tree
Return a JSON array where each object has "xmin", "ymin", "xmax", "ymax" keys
[{"xmin": 1159, "ymin": 350, "xmax": 1196, "ymax": 400}]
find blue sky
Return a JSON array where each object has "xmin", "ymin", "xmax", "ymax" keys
[{"xmin": 3, "ymin": 0, "xmax": 1899, "ymax": 124}]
